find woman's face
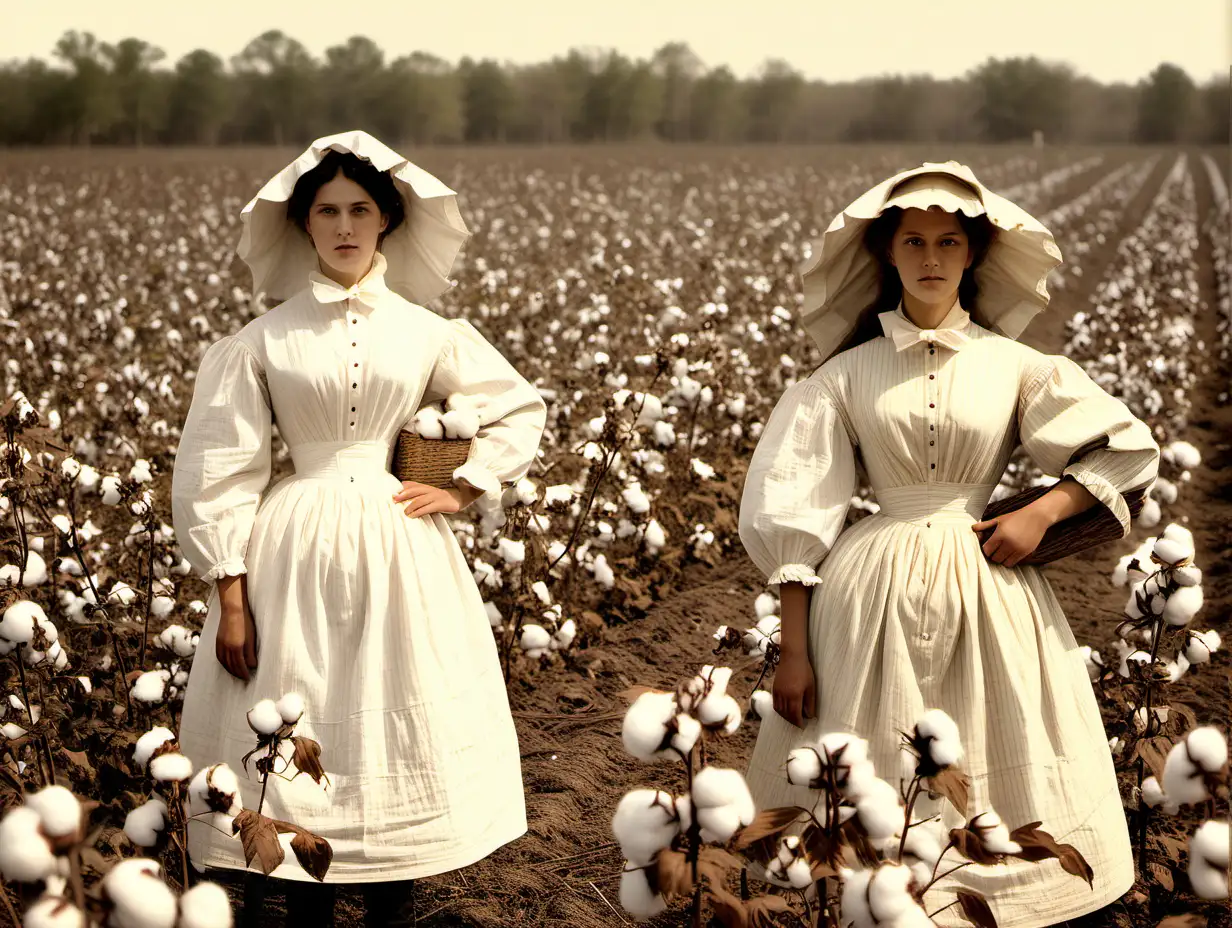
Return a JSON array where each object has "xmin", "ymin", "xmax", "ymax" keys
[
  {"xmin": 304, "ymin": 170, "xmax": 389, "ymax": 285},
  {"xmin": 887, "ymin": 207, "xmax": 973, "ymax": 307}
]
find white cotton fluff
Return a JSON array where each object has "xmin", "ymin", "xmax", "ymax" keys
[
  {"xmin": 412, "ymin": 408, "xmax": 445, "ymax": 439},
  {"xmin": 276, "ymin": 692, "xmax": 304, "ymax": 726},
  {"xmin": 149, "ymin": 753, "xmax": 193, "ymax": 783},
  {"xmin": 550, "ymin": 619, "xmax": 577, "ymax": 650},
  {"xmin": 854, "ymin": 778, "xmax": 905, "ymax": 841},
  {"xmin": 133, "ymin": 727, "xmax": 176, "ymax": 769},
  {"xmin": 531, "ymin": 580, "xmax": 552, "ymax": 605},
  {"xmin": 123, "ymin": 799, "xmax": 168, "ymax": 847},
  {"xmin": 698, "ymin": 694, "xmax": 742, "ymax": 735},
  {"xmin": 839, "ymin": 867, "xmax": 875, "ymax": 928},
  {"xmin": 519, "ymin": 624, "xmax": 551, "ymax": 656},
  {"xmin": 915, "ymin": 709, "xmax": 963, "ymax": 768},
  {"xmin": 621, "ymin": 483, "xmax": 651, "ymax": 514},
  {"xmin": 652, "ymin": 421, "xmax": 676, "ymax": 447},
  {"xmin": 1165, "ymin": 655, "xmax": 1191, "ymax": 684},
  {"xmin": 0, "ymin": 551, "xmax": 48, "ymax": 588},
  {"xmin": 1163, "ymin": 585, "xmax": 1204, "ymax": 626},
  {"xmin": 901, "ymin": 821, "xmax": 945, "ymax": 870},
  {"xmin": 631, "ymin": 392, "xmax": 664, "ymax": 427},
  {"xmin": 1185, "ymin": 630, "xmax": 1222, "ymax": 664},
  {"xmin": 974, "ymin": 811, "xmax": 1022, "ymax": 854},
  {"xmin": 619, "ymin": 863, "xmax": 668, "ymax": 920},
  {"xmin": 612, "ymin": 789, "xmax": 682, "ymax": 865},
  {"xmin": 1188, "ymin": 820, "xmax": 1230, "ymax": 900},
  {"xmin": 23, "ymin": 894, "xmax": 87, "ymax": 928},
  {"xmin": 0, "ymin": 599, "xmax": 44, "ymax": 644},
  {"xmin": 622, "ymin": 691, "xmax": 679, "ymax": 762},
  {"xmin": 784, "ymin": 856, "xmax": 813, "ymax": 888},
  {"xmin": 188, "ymin": 764, "xmax": 243, "ymax": 818},
  {"xmin": 754, "ymin": 592, "xmax": 777, "ymax": 618},
  {"xmin": 156, "ymin": 625, "xmax": 196, "ymax": 657},
  {"xmin": 246, "ymin": 699, "xmax": 282, "ymax": 736},
  {"xmin": 671, "ymin": 713, "xmax": 702, "ymax": 757},
  {"xmin": 129, "ymin": 459, "xmax": 153, "ymax": 484},
  {"xmin": 131, "ymin": 669, "xmax": 171, "ymax": 704},
  {"xmin": 1080, "ymin": 646, "xmax": 1104, "ymax": 682},
  {"xmin": 749, "ymin": 690, "xmax": 773, "ymax": 721},
  {"xmin": 1174, "ymin": 564, "xmax": 1203, "ymax": 587},
  {"xmin": 1141, "ymin": 777, "xmax": 1166, "ymax": 808},
  {"xmin": 512, "ymin": 478, "xmax": 537, "ymax": 506},
  {"xmin": 1166, "ymin": 441, "xmax": 1202, "ymax": 469},
  {"xmin": 592, "ymin": 554, "xmax": 615, "ymax": 590},
  {"xmin": 150, "ymin": 595, "xmax": 175, "ymax": 618},
  {"xmin": 1153, "ymin": 537, "xmax": 1191, "ymax": 567},
  {"xmin": 177, "ymin": 881, "xmax": 235, "ymax": 928},
  {"xmin": 24, "ymin": 785, "xmax": 81, "ymax": 839},
  {"xmin": 544, "ymin": 484, "xmax": 573, "ymax": 507},
  {"xmin": 1184, "ymin": 726, "xmax": 1229, "ymax": 773},
  {"xmin": 691, "ymin": 458, "xmax": 716, "ymax": 480},
  {"xmin": 440, "ymin": 408, "xmax": 481, "ymax": 440},
  {"xmin": 108, "ymin": 581, "xmax": 138, "ymax": 605},
  {"xmin": 643, "ymin": 519, "xmax": 666, "ymax": 554},
  {"xmin": 103, "ymin": 858, "xmax": 178, "ymax": 928},
  {"xmin": 786, "ymin": 748, "xmax": 823, "ymax": 786},
  {"xmin": 496, "ymin": 537, "xmax": 525, "ymax": 566},
  {"xmin": 100, "ymin": 475, "xmax": 124, "ymax": 506},
  {"xmin": 0, "ymin": 806, "xmax": 56, "ymax": 883},
  {"xmin": 691, "ymin": 766, "xmax": 756, "ymax": 844}
]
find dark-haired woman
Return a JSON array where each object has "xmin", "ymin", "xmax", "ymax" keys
[
  {"xmin": 171, "ymin": 131, "xmax": 546, "ymax": 927},
  {"xmin": 738, "ymin": 163, "xmax": 1159, "ymax": 926}
]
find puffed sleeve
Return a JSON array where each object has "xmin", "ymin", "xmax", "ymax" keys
[
  {"xmin": 170, "ymin": 336, "xmax": 273, "ymax": 582},
  {"xmin": 1019, "ymin": 354, "xmax": 1160, "ymax": 536},
  {"xmin": 738, "ymin": 377, "xmax": 857, "ymax": 590},
  {"xmin": 422, "ymin": 318, "xmax": 547, "ymax": 509}
]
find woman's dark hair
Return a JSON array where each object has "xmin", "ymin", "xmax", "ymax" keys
[
  {"xmin": 286, "ymin": 150, "xmax": 406, "ymax": 245},
  {"xmin": 817, "ymin": 203, "xmax": 997, "ymax": 366}
]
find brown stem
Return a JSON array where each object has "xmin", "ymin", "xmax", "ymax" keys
[
  {"xmin": 922, "ymin": 860, "xmax": 973, "ymax": 893},
  {"xmin": 895, "ymin": 776, "xmax": 923, "ymax": 863},
  {"xmin": 139, "ymin": 510, "xmax": 156, "ymax": 670},
  {"xmin": 68, "ymin": 845, "xmax": 86, "ymax": 911},
  {"xmin": 255, "ymin": 740, "xmax": 276, "ymax": 817},
  {"xmin": 926, "ymin": 899, "xmax": 962, "ymax": 919},
  {"xmin": 0, "ymin": 875, "xmax": 22, "ymax": 928}
]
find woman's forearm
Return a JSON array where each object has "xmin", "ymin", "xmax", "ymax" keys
[
  {"xmin": 778, "ymin": 581, "xmax": 812, "ymax": 658},
  {"xmin": 1026, "ymin": 476, "xmax": 1100, "ymax": 526}
]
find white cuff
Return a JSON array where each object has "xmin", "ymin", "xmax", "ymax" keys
[
  {"xmin": 767, "ymin": 563, "xmax": 823, "ymax": 588},
  {"xmin": 206, "ymin": 559, "xmax": 247, "ymax": 582},
  {"xmin": 452, "ymin": 460, "xmax": 502, "ymax": 509},
  {"xmin": 1060, "ymin": 464, "xmax": 1131, "ymax": 537}
]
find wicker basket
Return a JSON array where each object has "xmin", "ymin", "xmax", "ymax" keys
[{"xmin": 392, "ymin": 430, "xmax": 474, "ymax": 489}]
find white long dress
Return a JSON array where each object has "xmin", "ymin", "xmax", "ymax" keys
[
  {"xmin": 171, "ymin": 254, "xmax": 547, "ymax": 884},
  {"xmin": 738, "ymin": 300, "xmax": 1160, "ymax": 927}
]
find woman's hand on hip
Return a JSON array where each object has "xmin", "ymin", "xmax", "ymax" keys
[
  {"xmin": 772, "ymin": 652, "xmax": 817, "ymax": 729},
  {"xmin": 971, "ymin": 507, "xmax": 1051, "ymax": 568},
  {"xmin": 393, "ymin": 480, "xmax": 482, "ymax": 518}
]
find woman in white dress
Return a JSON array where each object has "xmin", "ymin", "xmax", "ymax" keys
[
  {"xmin": 170, "ymin": 131, "xmax": 546, "ymax": 927},
  {"xmin": 738, "ymin": 162, "xmax": 1159, "ymax": 927}
]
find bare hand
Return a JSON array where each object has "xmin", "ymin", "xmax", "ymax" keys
[
  {"xmin": 772, "ymin": 652, "xmax": 817, "ymax": 729},
  {"xmin": 216, "ymin": 576, "xmax": 258, "ymax": 681},
  {"xmin": 392, "ymin": 480, "xmax": 481, "ymax": 518},
  {"xmin": 971, "ymin": 507, "xmax": 1051, "ymax": 567}
]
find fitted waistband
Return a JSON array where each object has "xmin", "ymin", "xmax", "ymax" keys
[
  {"xmin": 289, "ymin": 441, "xmax": 393, "ymax": 481},
  {"xmin": 874, "ymin": 482, "xmax": 998, "ymax": 525}
]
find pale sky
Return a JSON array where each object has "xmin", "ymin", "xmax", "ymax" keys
[{"xmin": 6, "ymin": 0, "xmax": 1230, "ymax": 84}]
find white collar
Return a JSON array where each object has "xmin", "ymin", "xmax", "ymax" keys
[
  {"xmin": 309, "ymin": 251, "xmax": 390, "ymax": 308},
  {"xmin": 877, "ymin": 298, "xmax": 973, "ymax": 352}
]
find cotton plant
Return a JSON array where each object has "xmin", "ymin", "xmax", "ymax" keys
[
  {"xmin": 711, "ymin": 591, "xmax": 782, "ymax": 720},
  {"xmin": 730, "ymin": 708, "xmax": 1094, "ymax": 927},
  {"xmin": 0, "ymin": 598, "xmax": 71, "ymax": 791},
  {"xmin": 0, "ymin": 781, "xmax": 235, "ymax": 927},
  {"xmin": 122, "ymin": 692, "xmax": 334, "ymax": 897}
]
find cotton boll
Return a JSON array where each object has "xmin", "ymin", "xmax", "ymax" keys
[
  {"xmin": 1165, "ymin": 654, "xmax": 1191, "ymax": 683},
  {"xmin": 1173, "ymin": 564, "xmax": 1202, "ymax": 587},
  {"xmin": 187, "ymin": 764, "xmax": 243, "ymax": 818},
  {"xmin": 1153, "ymin": 537, "xmax": 1191, "ymax": 567},
  {"xmin": 652, "ymin": 421, "xmax": 676, "ymax": 447},
  {"xmin": 155, "ymin": 625, "xmax": 196, "ymax": 657},
  {"xmin": 131, "ymin": 669, "xmax": 171, "ymax": 704},
  {"xmin": 107, "ymin": 581, "xmax": 138, "ymax": 605},
  {"xmin": 866, "ymin": 863, "xmax": 916, "ymax": 922},
  {"xmin": 622, "ymin": 691, "xmax": 677, "ymax": 762},
  {"xmin": 177, "ymin": 881, "xmax": 235, "ymax": 928},
  {"xmin": 531, "ymin": 580, "xmax": 552, "ymax": 605},
  {"xmin": 786, "ymin": 747, "xmax": 823, "ymax": 787},
  {"xmin": 697, "ymin": 694, "xmax": 742, "ymax": 735},
  {"xmin": 519, "ymin": 624, "xmax": 551, "ymax": 654},
  {"xmin": 123, "ymin": 799, "xmax": 168, "ymax": 847},
  {"xmin": 839, "ymin": 867, "xmax": 875, "ymax": 928},
  {"xmin": 619, "ymin": 863, "xmax": 668, "ymax": 920},
  {"xmin": 149, "ymin": 752, "xmax": 193, "ymax": 783},
  {"xmin": 785, "ymin": 856, "xmax": 813, "ymax": 888},
  {"xmin": 149, "ymin": 595, "xmax": 175, "ymax": 618},
  {"xmin": 901, "ymin": 820, "xmax": 945, "ymax": 869},
  {"xmin": 0, "ymin": 599, "xmax": 44, "ymax": 643},
  {"xmin": 1140, "ymin": 777, "xmax": 1166, "ymax": 808},
  {"xmin": 592, "ymin": 554, "xmax": 615, "ymax": 590},
  {"xmin": 440, "ymin": 408, "xmax": 481, "ymax": 440},
  {"xmin": 544, "ymin": 484, "xmax": 573, "ymax": 507},
  {"xmin": 692, "ymin": 766, "xmax": 756, "ymax": 843},
  {"xmin": 1184, "ymin": 630, "xmax": 1221, "ymax": 664},
  {"xmin": 643, "ymin": 519, "xmax": 666, "ymax": 554},
  {"xmin": 103, "ymin": 858, "xmax": 178, "ymax": 928},
  {"xmin": 412, "ymin": 408, "xmax": 445, "ymax": 439},
  {"xmin": 973, "ymin": 811, "xmax": 1022, "ymax": 854},
  {"xmin": 749, "ymin": 690, "xmax": 773, "ymax": 720},
  {"xmin": 22, "ymin": 894, "xmax": 87, "ymax": 928},
  {"xmin": 1185, "ymin": 727, "xmax": 1229, "ymax": 773},
  {"xmin": 0, "ymin": 806, "xmax": 56, "ymax": 883},
  {"xmin": 483, "ymin": 602, "xmax": 502, "ymax": 628},
  {"xmin": 612, "ymin": 789, "xmax": 682, "ymax": 865},
  {"xmin": 100, "ymin": 475, "xmax": 124, "ymax": 506},
  {"xmin": 915, "ymin": 709, "xmax": 964, "ymax": 768},
  {"xmin": 854, "ymin": 778, "xmax": 904, "ymax": 841},
  {"xmin": 754, "ymin": 592, "xmax": 777, "ymax": 618},
  {"xmin": 512, "ymin": 477, "xmax": 537, "ymax": 506},
  {"xmin": 246, "ymin": 699, "xmax": 282, "ymax": 736},
  {"xmin": 133, "ymin": 727, "xmax": 176, "ymax": 770},
  {"xmin": 1163, "ymin": 585, "xmax": 1203, "ymax": 626},
  {"xmin": 496, "ymin": 537, "xmax": 525, "ymax": 566},
  {"xmin": 622, "ymin": 483, "xmax": 651, "ymax": 514},
  {"xmin": 276, "ymin": 692, "xmax": 304, "ymax": 726},
  {"xmin": 1187, "ymin": 820, "xmax": 1230, "ymax": 900},
  {"xmin": 1167, "ymin": 441, "xmax": 1202, "ymax": 469},
  {"xmin": 24, "ymin": 785, "xmax": 82, "ymax": 841}
]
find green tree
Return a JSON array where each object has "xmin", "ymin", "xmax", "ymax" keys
[
  {"xmin": 380, "ymin": 52, "xmax": 464, "ymax": 144},
  {"xmin": 103, "ymin": 38, "xmax": 167, "ymax": 145},
  {"xmin": 165, "ymin": 50, "xmax": 232, "ymax": 145},
  {"xmin": 1136, "ymin": 63, "xmax": 1197, "ymax": 142},
  {"xmin": 744, "ymin": 59, "xmax": 804, "ymax": 142},
  {"xmin": 969, "ymin": 57, "xmax": 1076, "ymax": 142},
  {"xmin": 1197, "ymin": 75, "xmax": 1230, "ymax": 145},
  {"xmin": 688, "ymin": 66, "xmax": 743, "ymax": 141},
  {"xmin": 651, "ymin": 42, "xmax": 704, "ymax": 141},
  {"xmin": 321, "ymin": 36, "xmax": 385, "ymax": 133},
  {"xmin": 52, "ymin": 30, "xmax": 120, "ymax": 145},
  {"xmin": 459, "ymin": 58, "xmax": 515, "ymax": 142},
  {"xmin": 230, "ymin": 30, "xmax": 318, "ymax": 145}
]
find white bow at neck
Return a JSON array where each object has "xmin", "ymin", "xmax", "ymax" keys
[
  {"xmin": 309, "ymin": 251, "xmax": 390, "ymax": 308},
  {"xmin": 877, "ymin": 299, "xmax": 973, "ymax": 352}
]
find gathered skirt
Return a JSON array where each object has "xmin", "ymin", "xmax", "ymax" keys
[{"xmin": 743, "ymin": 485, "xmax": 1133, "ymax": 928}]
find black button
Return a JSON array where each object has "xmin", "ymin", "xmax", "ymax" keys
[
  {"xmin": 351, "ymin": 406, "xmax": 356, "ymax": 412},
  {"xmin": 351, "ymin": 319, "xmax": 357, "ymax": 324},
  {"xmin": 350, "ymin": 476, "xmax": 354, "ymax": 483},
  {"xmin": 352, "ymin": 342, "xmax": 356, "ymax": 347},
  {"xmin": 350, "ymin": 422, "xmax": 355, "ymax": 427},
  {"xmin": 929, "ymin": 374, "xmax": 935, "ymax": 380},
  {"xmin": 352, "ymin": 383, "xmax": 357, "ymax": 388},
  {"xmin": 929, "ymin": 403, "xmax": 935, "ymax": 408},
  {"xmin": 353, "ymin": 363, "xmax": 359, "ymax": 368},
  {"xmin": 926, "ymin": 521, "xmax": 932, "ymax": 527},
  {"xmin": 930, "ymin": 440, "xmax": 935, "ymax": 446},
  {"xmin": 930, "ymin": 425, "xmax": 935, "ymax": 430},
  {"xmin": 929, "ymin": 350, "xmax": 935, "ymax": 355},
  {"xmin": 931, "ymin": 463, "xmax": 936, "ymax": 469}
]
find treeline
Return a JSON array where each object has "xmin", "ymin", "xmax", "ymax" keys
[{"xmin": 1, "ymin": 31, "xmax": 1227, "ymax": 147}]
